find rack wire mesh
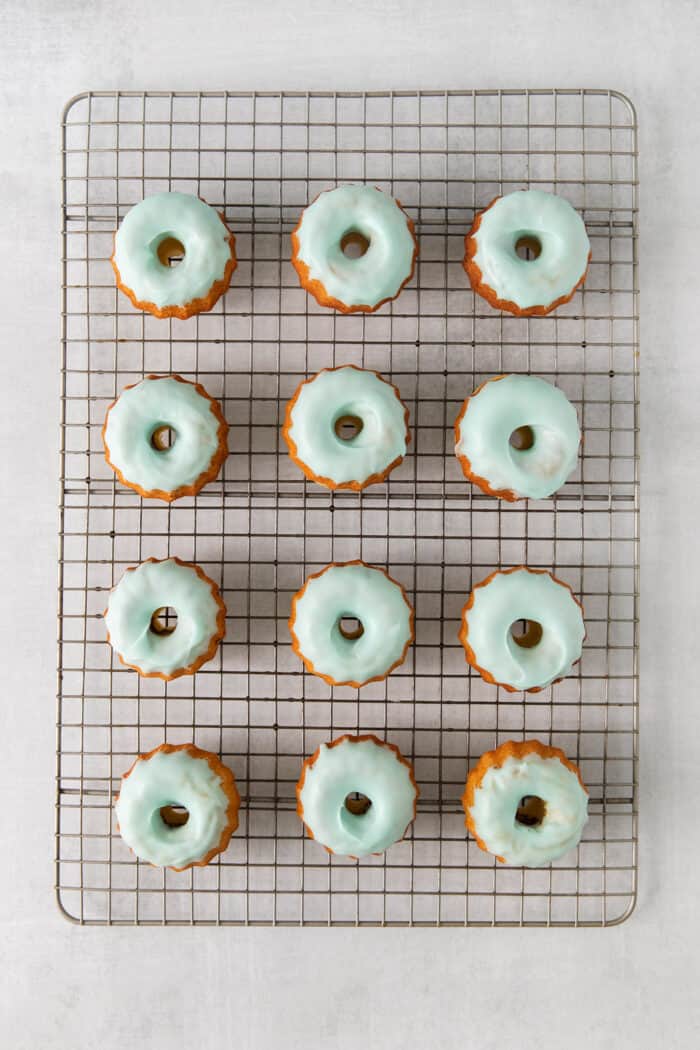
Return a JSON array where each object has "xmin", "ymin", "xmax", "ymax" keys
[{"xmin": 57, "ymin": 89, "xmax": 639, "ymax": 926}]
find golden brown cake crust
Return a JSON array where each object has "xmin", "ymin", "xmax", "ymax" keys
[
  {"xmin": 111, "ymin": 208, "xmax": 237, "ymax": 320},
  {"xmin": 282, "ymin": 365, "xmax": 411, "ymax": 491},
  {"xmin": 295, "ymin": 733, "xmax": 419, "ymax": 856},
  {"xmin": 102, "ymin": 374, "xmax": 229, "ymax": 502},
  {"xmin": 115, "ymin": 742, "xmax": 241, "ymax": 871},
  {"xmin": 290, "ymin": 190, "xmax": 418, "ymax": 313},
  {"xmin": 288, "ymin": 559, "xmax": 415, "ymax": 688},
  {"xmin": 461, "ymin": 739, "xmax": 588, "ymax": 861},
  {"xmin": 104, "ymin": 556, "xmax": 226, "ymax": 681},
  {"xmin": 463, "ymin": 196, "xmax": 591, "ymax": 317},
  {"xmin": 458, "ymin": 566, "xmax": 585, "ymax": 694}
]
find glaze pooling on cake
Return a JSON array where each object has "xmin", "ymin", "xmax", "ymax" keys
[
  {"xmin": 103, "ymin": 374, "xmax": 228, "ymax": 501},
  {"xmin": 289, "ymin": 561, "xmax": 414, "ymax": 687},
  {"xmin": 291, "ymin": 184, "xmax": 418, "ymax": 312},
  {"xmin": 462, "ymin": 740, "xmax": 589, "ymax": 866},
  {"xmin": 455, "ymin": 374, "xmax": 580, "ymax": 501},
  {"xmin": 296, "ymin": 734, "xmax": 419, "ymax": 857},
  {"xmin": 104, "ymin": 557, "xmax": 226, "ymax": 680},
  {"xmin": 112, "ymin": 192, "xmax": 236, "ymax": 319},
  {"xmin": 459, "ymin": 567, "xmax": 585, "ymax": 692},
  {"xmin": 464, "ymin": 190, "xmax": 590, "ymax": 316},
  {"xmin": 283, "ymin": 366, "xmax": 410, "ymax": 490},
  {"xmin": 115, "ymin": 743, "xmax": 240, "ymax": 870}
]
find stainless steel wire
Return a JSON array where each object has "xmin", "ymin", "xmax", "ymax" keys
[{"xmin": 57, "ymin": 89, "xmax": 639, "ymax": 926}]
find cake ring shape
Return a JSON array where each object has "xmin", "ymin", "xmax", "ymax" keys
[
  {"xmin": 103, "ymin": 374, "xmax": 228, "ymax": 501},
  {"xmin": 111, "ymin": 191, "xmax": 237, "ymax": 319},
  {"xmin": 104, "ymin": 557, "xmax": 226, "ymax": 681},
  {"xmin": 296, "ymin": 734, "xmax": 419, "ymax": 858},
  {"xmin": 454, "ymin": 374, "xmax": 580, "ymax": 501},
  {"xmin": 115, "ymin": 742, "xmax": 240, "ymax": 871},
  {"xmin": 291, "ymin": 184, "xmax": 418, "ymax": 313},
  {"xmin": 289, "ymin": 560, "xmax": 414, "ymax": 688},
  {"xmin": 462, "ymin": 740, "xmax": 589, "ymax": 867},
  {"xmin": 459, "ymin": 567, "xmax": 585, "ymax": 693},
  {"xmin": 283, "ymin": 365, "xmax": 410, "ymax": 491},
  {"xmin": 464, "ymin": 189, "xmax": 590, "ymax": 316}
]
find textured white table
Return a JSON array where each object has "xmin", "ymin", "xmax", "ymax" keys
[{"xmin": 0, "ymin": 1, "xmax": 697, "ymax": 1047}]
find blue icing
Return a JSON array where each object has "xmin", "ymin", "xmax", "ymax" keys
[
  {"xmin": 468, "ymin": 749, "xmax": 588, "ymax": 866},
  {"xmin": 298, "ymin": 737, "xmax": 417, "ymax": 857},
  {"xmin": 294, "ymin": 185, "xmax": 415, "ymax": 308},
  {"xmin": 113, "ymin": 192, "xmax": 233, "ymax": 309},
  {"xmin": 285, "ymin": 366, "xmax": 408, "ymax": 488},
  {"xmin": 116, "ymin": 747, "xmax": 235, "ymax": 868},
  {"xmin": 471, "ymin": 190, "xmax": 589, "ymax": 310},
  {"xmin": 456, "ymin": 374, "xmax": 580, "ymax": 500},
  {"xmin": 290, "ymin": 562, "xmax": 413, "ymax": 686},
  {"xmin": 105, "ymin": 558, "xmax": 223, "ymax": 678},
  {"xmin": 104, "ymin": 375, "xmax": 226, "ymax": 498},
  {"xmin": 463, "ymin": 568, "xmax": 584, "ymax": 691}
]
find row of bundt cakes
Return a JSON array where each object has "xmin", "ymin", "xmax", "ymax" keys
[
  {"xmin": 112, "ymin": 184, "xmax": 590, "ymax": 319},
  {"xmin": 103, "ymin": 369, "xmax": 581, "ymax": 501},
  {"xmin": 116, "ymin": 737, "xmax": 588, "ymax": 871},
  {"xmin": 104, "ymin": 558, "xmax": 584, "ymax": 694}
]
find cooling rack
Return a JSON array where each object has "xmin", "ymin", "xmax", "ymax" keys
[{"xmin": 57, "ymin": 89, "xmax": 639, "ymax": 926}]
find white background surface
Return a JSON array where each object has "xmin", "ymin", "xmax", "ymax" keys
[{"xmin": 0, "ymin": 1, "xmax": 697, "ymax": 1046}]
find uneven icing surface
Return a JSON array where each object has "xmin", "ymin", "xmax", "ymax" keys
[
  {"xmin": 113, "ymin": 192, "xmax": 233, "ymax": 309},
  {"xmin": 298, "ymin": 737, "xmax": 417, "ymax": 857},
  {"xmin": 469, "ymin": 751, "xmax": 588, "ymax": 866},
  {"xmin": 116, "ymin": 749, "xmax": 233, "ymax": 868},
  {"xmin": 471, "ymin": 190, "xmax": 590, "ymax": 309},
  {"xmin": 291, "ymin": 563, "xmax": 413, "ymax": 685},
  {"xmin": 104, "ymin": 376, "xmax": 225, "ymax": 497},
  {"xmin": 463, "ymin": 569, "xmax": 584, "ymax": 691},
  {"xmin": 105, "ymin": 558, "xmax": 223, "ymax": 677},
  {"xmin": 456, "ymin": 375, "xmax": 580, "ymax": 499},
  {"xmin": 294, "ymin": 185, "xmax": 415, "ymax": 308},
  {"xmin": 286, "ymin": 367, "xmax": 408, "ymax": 487}
]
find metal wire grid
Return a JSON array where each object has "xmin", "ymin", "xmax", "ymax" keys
[{"xmin": 57, "ymin": 89, "xmax": 639, "ymax": 926}]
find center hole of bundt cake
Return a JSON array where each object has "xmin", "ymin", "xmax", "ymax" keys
[
  {"xmin": 509, "ymin": 425, "xmax": 535, "ymax": 451},
  {"xmin": 516, "ymin": 795, "xmax": 546, "ymax": 827},
  {"xmin": 344, "ymin": 792, "xmax": 372, "ymax": 816},
  {"xmin": 510, "ymin": 619, "xmax": 543, "ymax": 649},
  {"xmin": 150, "ymin": 425, "xmax": 177, "ymax": 451},
  {"xmin": 338, "ymin": 616, "xmax": 364, "ymax": 640},
  {"xmin": 159, "ymin": 804, "xmax": 190, "ymax": 828},
  {"xmin": 334, "ymin": 414, "xmax": 364, "ymax": 441},
  {"xmin": 514, "ymin": 234, "xmax": 542, "ymax": 261},
  {"xmin": 150, "ymin": 606, "xmax": 178, "ymax": 635},
  {"xmin": 156, "ymin": 236, "xmax": 186, "ymax": 267},
  {"xmin": 340, "ymin": 230, "xmax": 370, "ymax": 259}
]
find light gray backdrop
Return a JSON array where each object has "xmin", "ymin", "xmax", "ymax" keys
[{"xmin": 0, "ymin": 1, "xmax": 695, "ymax": 1047}]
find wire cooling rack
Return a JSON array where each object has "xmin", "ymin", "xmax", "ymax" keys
[{"xmin": 57, "ymin": 89, "xmax": 639, "ymax": 926}]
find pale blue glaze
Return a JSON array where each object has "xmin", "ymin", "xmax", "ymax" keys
[
  {"xmin": 463, "ymin": 568, "xmax": 584, "ymax": 691},
  {"xmin": 105, "ymin": 558, "xmax": 223, "ymax": 677},
  {"xmin": 291, "ymin": 562, "xmax": 413, "ymax": 686},
  {"xmin": 113, "ymin": 192, "xmax": 232, "ymax": 309},
  {"xmin": 455, "ymin": 374, "xmax": 580, "ymax": 499},
  {"xmin": 294, "ymin": 184, "xmax": 415, "ymax": 308},
  {"xmin": 115, "ymin": 748, "xmax": 233, "ymax": 868},
  {"xmin": 286, "ymin": 366, "xmax": 408, "ymax": 488},
  {"xmin": 298, "ymin": 737, "xmax": 417, "ymax": 857},
  {"xmin": 468, "ymin": 750, "xmax": 588, "ymax": 866},
  {"xmin": 104, "ymin": 376, "xmax": 225, "ymax": 497},
  {"xmin": 471, "ymin": 190, "xmax": 589, "ymax": 310}
]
